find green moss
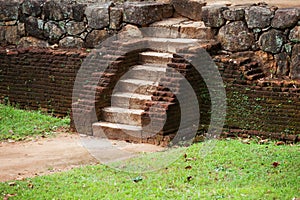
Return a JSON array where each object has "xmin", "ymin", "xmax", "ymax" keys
[{"xmin": 225, "ymin": 86, "xmax": 299, "ymax": 134}]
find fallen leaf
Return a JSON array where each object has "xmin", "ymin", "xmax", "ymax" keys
[
  {"xmin": 185, "ymin": 157, "xmax": 197, "ymax": 162},
  {"xmin": 132, "ymin": 176, "xmax": 143, "ymax": 183},
  {"xmin": 241, "ymin": 139, "xmax": 250, "ymax": 144},
  {"xmin": 28, "ymin": 183, "xmax": 34, "ymax": 189},
  {"xmin": 258, "ymin": 139, "xmax": 269, "ymax": 144},
  {"xmin": 3, "ymin": 194, "xmax": 17, "ymax": 200},
  {"xmin": 16, "ymin": 177, "xmax": 25, "ymax": 181},
  {"xmin": 187, "ymin": 176, "xmax": 193, "ymax": 182},
  {"xmin": 272, "ymin": 161, "xmax": 280, "ymax": 168},
  {"xmin": 276, "ymin": 141, "xmax": 285, "ymax": 146},
  {"xmin": 8, "ymin": 182, "xmax": 16, "ymax": 186},
  {"xmin": 185, "ymin": 166, "xmax": 192, "ymax": 170}
]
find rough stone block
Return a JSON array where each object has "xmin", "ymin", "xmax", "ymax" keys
[
  {"xmin": 0, "ymin": 0, "xmax": 19, "ymax": 21},
  {"xmin": 0, "ymin": 25, "xmax": 19, "ymax": 45},
  {"xmin": 245, "ymin": 6, "xmax": 273, "ymax": 29},
  {"xmin": 71, "ymin": 3, "xmax": 87, "ymax": 22},
  {"xmin": 85, "ymin": 4, "xmax": 110, "ymax": 29},
  {"xmin": 109, "ymin": 7, "xmax": 123, "ymax": 30},
  {"xmin": 59, "ymin": 36, "xmax": 84, "ymax": 48},
  {"xmin": 172, "ymin": 0, "xmax": 205, "ymax": 20},
  {"xmin": 289, "ymin": 26, "xmax": 300, "ymax": 43},
  {"xmin": 0, "ymin": 21, "xmax": 17, "ymax": 26},
  {"xmin": 43, "ymin": 0, "xmax": 73, "ymax": 21},
  {"xmin": 149, "ymin": 18, "xmax": 213, "ymax": 39},
  {"xmin": 123, "ymin": 2, "xmax": 173, "ymax": 26},
  {"xmin": 25, "ymin": 16, "xmax": 45, "ymax": 40},
  {"xmin": 18, "ymin": 36, "xmax": 49, "ymax": 47},
  {"xmin": 179, "ymin": 21, "xmax": 214, "ymax": 39},
  {"xmin": 259, "ymin": 29, "xmax": 286, "ymax": 54},
  {"xmin": 274, "ymin": 52, "xmax": 289, "ymax": 77},
  {"xmin": 217, "ymin": 21, "xmax": 254, "ymax": 52},
  {"xmin": 290, "ymin": 44, "xmax": 300, "ymax": 79},
  {"xmin": 85, "ymin": 29, "xmax": 108, "ymax": 48},
  {"xmin": 271, "ymin": 8, "xmax": 300, "ymax": 29},
  {"xmin": 18, "ymin": 23, "xmax": 26, "ymax": 37},
  {"xmin": 65, "ymin": 21, "xmax": 86, "ymax": 35},
  {"xmin": 148, "ymin": 18, "xmax": 185, "ymax": 38},
  {"xmin": 44, "ymin": 21, "xmax": 66, "ymax": 44},
  {"xmin": 201, "ymin": 4, "xmax": 228, "ymax": 28},
  {"xmin": 223, "ymin": 6, "xmax": 245, "ymax": 21},
  {"xmin": 118, "ymin": 24, "xmax": 142, "ymax": 40},
  {"xmin": 21, "ymin": 0, "xmax": 43, "ymax": 17}
]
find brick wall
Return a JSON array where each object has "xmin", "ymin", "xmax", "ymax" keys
[
  {"xmin": 0, "ymin": 44, "xmax": 299, "ymax": 143},
  {"xmin": 0, "ymin": 47, "xmax": 87, "ymax": 117},
  {"xmin": 215, "ymin": 51, "xmax": 300, "ymax": 140}
]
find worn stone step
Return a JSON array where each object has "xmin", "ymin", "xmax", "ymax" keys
[
  {"xmin": 139, "ymin": 51, "xmax": 173, "ymax": 64},
  {"xmin": 111, "ymin": 92, "xmax": 152, "ymax": 109},
  {"xmin": 101, "ymin": 107, "xmax": 146, "ymax": 126},
  {"xmin": 92, "ymin": 121, "xmax": 142, "ymax": 141},
  {"xmin": 145, "ymin": 37, "xmax": 213, "ymax": 52},
  {"xmin": 115, "ymin": 79, "xmax": 158, "ymax": 95},
  {"xmin": 147, "ymin": 18, "xmax": 215, "ymax": 40},
  {"xmin": 129, "ymin": 64, "xmax": 167, "ymax": 81}
]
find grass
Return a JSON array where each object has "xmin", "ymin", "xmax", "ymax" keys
[
  {"xmin": 0, "ymin": 139, "xmax": 299, "ymax": 199},
  {"xmin": 0, "ymin": 103, "xmax": 70, "ymax": 141}
]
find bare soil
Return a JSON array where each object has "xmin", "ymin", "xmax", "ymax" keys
[
  {"xmin": 0, "ymin": 133, "xmax": 97, "ymax": 182},
  {"xmin": 0, "ymin": 133, "xmax": 164, "ymax": 182}
]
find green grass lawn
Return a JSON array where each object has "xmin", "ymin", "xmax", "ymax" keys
[
  {"xmin": 1, "ymin": 139, "xmax": 299, "ymax": 199},
  {"xmin": 0, "ymin": 104, "xmax": 70, "ymax": 141}
]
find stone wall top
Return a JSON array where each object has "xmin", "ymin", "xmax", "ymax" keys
[{"xmin": 0, "ymin": 0, "xmax": 299, "ymax": 79}]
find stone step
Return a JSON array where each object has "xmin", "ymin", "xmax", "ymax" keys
[
  {"xmin": 115, "ymin": 79, "xmax": 158, "ymax": 95},
  {"xmin": 101, "ymin": 107, "xmax": 146, "ymax": 126},
  {"xmin": 144, "ymin": 37, "xmax": 214, "ymax": 52},
  {"xmin": 129, "ymin": 64, "xmax": 167, "ymax": 81},
  {"xmin": 139, "ymin": 51, "xmax": 173, "ymax": 64},
  {"xmin": 111, "ymin": 92, "xmax": 152, "ymax": 109},
  {"xmin": 147, "ymin": 18, "xmax": 215, "ymax": 40},
  {"xmin": 92, "ymin": 121, "xmax": 142, "ymax": 141}
]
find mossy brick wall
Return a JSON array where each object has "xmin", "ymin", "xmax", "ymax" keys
[
  {"xmin": 0, "ymin": 1, "xmax": 299, "ymax": 139},
  {"xmin": 0, "ymin": 45, "xmax": 299, "ymax": 140},
  {"xmin": 215, "ymin": 52, "xmax": 300, "ymax": 137},
  {"xmin": 0, "ymin": 47, "xmax": 87, "ymax": 116},
  {"xmin": 225, "ymin": 86, "xmax": 300, "ymax": 135}
]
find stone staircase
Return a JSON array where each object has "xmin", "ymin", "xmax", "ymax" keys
[
  {"xmin": 92, "ymin": 51, "xmax": 172, "ymax": 142},
  {"xmin": 91, "ymin": 17, "xmax": 218, "ymax": 144}
]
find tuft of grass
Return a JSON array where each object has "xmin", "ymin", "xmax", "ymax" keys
[
  {"xmin": 0, "ymin": 104, "xmax": 70, "ymax": 141},
  {"xmin": 0, "ymin": 139, "xmax": 299, "ymax": 199}
]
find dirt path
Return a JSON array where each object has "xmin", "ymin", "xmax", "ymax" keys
[
  {"xmin": 0, "ymin": 133, "xmax": 164, "ymax": 182},
  {"xmin": 0, "ymin": 134, "xmax": 97, "ymax": 182}
]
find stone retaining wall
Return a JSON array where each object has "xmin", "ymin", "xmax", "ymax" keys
[
  {"xmin": 1, "ymin": 1, "xmax": 299, "ymax": 79},
  {"xmin": 201, "ymin": 3, "xmax": 300, "ymax": 80},
  {"xmin": 0, "ymin": 0, "xmax": 173, "ymax": 48}
]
